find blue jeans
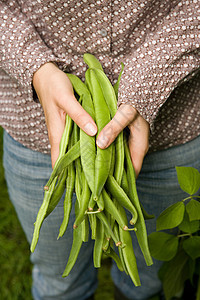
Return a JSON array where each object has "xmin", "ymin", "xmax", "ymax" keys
[{"xmin": 3, "ymin": 130, "xmax": 200, "ymax": 300}]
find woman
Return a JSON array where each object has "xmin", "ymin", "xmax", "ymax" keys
[{"xmin": 0, "ymin": 1, "xmax": 199, "ymax": 299}]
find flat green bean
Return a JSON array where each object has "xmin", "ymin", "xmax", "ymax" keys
[
  {"xmin": 103, "ymin": 247, "xmax": 124, "ymax": 272},
  {"xmin": 93, "ymin": 217, "xmax": 104, "ymax": 268},
  {"xmin": 80, "ymin": 93, "xmax": 96, "ymax": 194},
  {"xmin": 103, "ymin": 189, "xmax": 136, "ymax": 231},
  {"xmin": 81, "ymin": 215, "xmax": 89, "ymax": 242},
  {"xmin": 87, "ymin": 69, "xmax": 113, "ymax": 200},
  {"xmin": 57, "ymin": 162, "xmax": 75, "ymax": 239},
  {"xmin": 73, "ymin": 171, "xmax": 91, "ymax": 228},
  {"xmin": 88, "ymin": 214, "xmax": 97, "ymax": 240},
  {"xmin": 113, "ymin": 62, "xmax": 124, "ymax": 99},
  {"xmin": 124, "ymin": 140, "xmax": 153, "ymax": 266},
  {"xmin": 92, "ymin": 68, "xmax": 117, "ymax": 117},
  {"xmin": 121, "ymin": 169, "xmax": 129, "ymax": 196},
  {"xmin": 119, "ymin": 225, "xmax": 141, "ymax": 287},
  {"xmin": 83, "ymin": 53, "xmax": 104, "ymax": 71},
  {"xmin": 113, "ymin": 222, "xmax": 128, "ymax": 275},
  {"xmin": 62, "ymin": 223, "xmax": 83, "ymax": 277},
  {"xmin": 31, "ymin": 179, "xmax": 56, "ymax": 252},
  {"xmin": 97, "ymin": 212, "xmax": 123, "ymax": 247},
  {"xmin": 45, "ymin": 168, "xmax": 68, "ymax": 218},
  {"xmin": 44, "ymin": 141, "xmax": 80, "ymax": 189},
  {"xmin": 106, "ymin": 175, "xmax": 138, "ymax": 225}
]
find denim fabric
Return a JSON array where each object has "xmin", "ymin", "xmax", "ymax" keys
[{"xmin": 3, "ymin": 130, "xmax": 200, "ymax": 300}]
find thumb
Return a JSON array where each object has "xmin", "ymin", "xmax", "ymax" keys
[
  {"xmin": 128, "ymin": 115, "xmax": 150, "ymax": 177},
  {"xmin": 96, "ymin": 104, "xmax": 137, "ymax": 149}
]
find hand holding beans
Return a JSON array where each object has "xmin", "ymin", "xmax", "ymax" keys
[
  {"xmin": 31, "ymin": 54, "xmax": 153, "ymax": 287},
  {"xmin": 97, "ymin": 103, "xmax": 150, "ymax": 178},
  {"xmin": 33, "ymin": 62, "xmax": 97, "ymax": 168}
]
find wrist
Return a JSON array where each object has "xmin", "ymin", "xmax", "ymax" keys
[{"xmin": 32, "ymin": 62, "xmax": 59, "ymax": 89}]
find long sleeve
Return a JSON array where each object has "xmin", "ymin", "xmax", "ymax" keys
[
  {"xmin": 0, "ymin": 1, "xmax": 60, "ymax": 90},
  {"xmin": 118, "ymin": 0, "xmax": 200, "ymax": 128}
]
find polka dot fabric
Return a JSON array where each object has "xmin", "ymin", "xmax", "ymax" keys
[{"xmin": 0, "ymin": 0, "xmax": 199, "ymax": 153}]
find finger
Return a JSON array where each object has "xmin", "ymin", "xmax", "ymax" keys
[
  {"xmin": 48, "ymin": 97, "xmax": 98, "ymax": 168},
  {"xmin": 46, "ymin": 108, "xmax": 66, "ymax": 168},
  {"xmin": 128, "ymin": 116, "xmax": 150, "ymax": 178},
  {"xmin": 96, "ymin": 103, "xmax": 137, "ymax": 149},
  {"xmin": 64, "ymin": 95, "xmax": 97, "ymax": 136}
]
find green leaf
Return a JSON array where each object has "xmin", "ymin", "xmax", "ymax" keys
[
  {"xmin": 156, "ymin": 202, "xmax": 185, "ymax": 231},
  {"xmin": 178, "ymin": 210, "xmax": 199, "ymax": 233},
  {"xmin": 186, "ymin": 199, "xmax": 200, "ymax": 221},
  {"xmin": 148, "ymin": 232, "xmax": 178, "ymax": 261},
  {"xmin": 158, "ymin": 249, "xmax": 190, "ymax": 300},
  {"xmin": 176, "ymin": 166, "xmax": 200, "ymax": 195},
  {"xmin": 183, "ymin": 236, "xmax": 200, "ymax": 260}
]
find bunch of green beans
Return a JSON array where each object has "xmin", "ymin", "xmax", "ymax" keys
[{"xmin": 30, "ymin": 53, "xmax": 153, "ymax": 287}]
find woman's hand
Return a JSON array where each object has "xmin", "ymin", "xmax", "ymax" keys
[
  {"xmin": 33, "ymin": 62, "xmax": 97, "ymax": 167},
  {"xmin": 96, "ymin": 104, "xmax": 150, "ymax": 177}
]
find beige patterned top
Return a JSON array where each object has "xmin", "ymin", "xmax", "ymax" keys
[{"xmin": 0, "ymin": 0, "xmax": 199, "ymax": 153}]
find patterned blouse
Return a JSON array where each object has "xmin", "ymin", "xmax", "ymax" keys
[{"xmin": 0, "ymin": 0, "xmax": 199, "ymax": 154}]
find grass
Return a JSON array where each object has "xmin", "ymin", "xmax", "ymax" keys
[{"xmin": 0, "ymin": 127, "xmax": 114, "ymax": 300}]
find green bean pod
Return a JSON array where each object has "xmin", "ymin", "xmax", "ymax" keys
[
  {"xmin": 109, "ymin": 143, "xmax": 116, "ymax": 176},
  {"xmin": 88, "ymin": 214, "xmax": 97, "ymax": 240},
  {"xmin": 88, "ymin": 194, "xmax": 97, "ymax": 211},
  {"xmin": 81, "ymin": 215, "xmax": 89, "ymax": 242},
  {"xmin": 44, "ymin": 141, "xmax": 80, "ymax": 189},
  {"xmin": 102, "ymin": 229, "xmax": 111, "ymax": 252},
  {"xmin": 93, "ymin": 217, "xmax": 104, "ymax": 268},
  {"xmin": 80, "ymin": 111, "xmax": 96, "ymax": 195},
  {"xmin": 113, "ymin": 222, "xmax": 129, "ymax": 275},
  {"xmin": 62, "ymin": 224, "xmax": 83, "ymax": 277},
  {"xmin": 75, "ymin": 168, "xmax": 81, "ymax": 206},
  {"xmin": 113, "ymin": 62, "xmax": 125, "ymax": 99},
  {"xmin": 114, "ymin": 132, "xmax": 124, "ymax": 185},
  {"xmin": 103, "ymin": 247, "xmax": 124, "ymax": 272},
  {"xmin": 96, "ymin": 193, "xmax": 104, "ymax": 212},
  {"xmin": 57, "ymin": 163, "xmax": 75, "ymax": 239},
  {"xmin": 116, "ymin": 204, "xmax": 141, "ymax": 286},
  {"xmin": 102, "ymin": 189, "xmax": 136, "ymax": 231},
  {"xmin": 124, "ymin": 140, "xmax": 153, "ymax": 267},
  {"xmin": 66, "ymin": 73, "xmax": 92, "ymax": 96},
  {"xmin": 106, "ymin": 175, "xmax": 138, "ymax": 225},
  {"xmin": 59, "ymin": 114, "xmax": 73, "ymax": 155},
  {"xmin": 67, "ymin": 73, "xmax": 96, "ymax": 194},
  {"xmin": 121, "ymin": 169, "xmax": 129, "ymax": 196},
  {"xmin": 119, "ymin": 225, "xmax": 141, "ymax": 287},
  {"xmin": 31, "ymin": 179, "xmax": 56, "ymax": 252},
  {"xmin": 83, "ymin": 53, "xmax": 104, "ymax": 71},
  {"xmin": 87, "ymin": 68, "xmax": 113, "ymax": 200},
  {"xmin": 73, "ymin": 171, "xmax": 91, "ymax": 228},
  {"xmin": 92, "ymin": 68, "xmax": 117, "ymax": 117},
  {"xmin": 92, "ymin": 68, "xmax": 124, "ymax": 184},
  {"xmin": 97, "ymin": 212, "xmax": 122, "ymax": 247},
  {"xmin": 45, "ymin": 168, "xmax": 68, "ymax": 218}
]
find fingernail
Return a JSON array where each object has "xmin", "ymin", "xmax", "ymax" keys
[
  {"xmin": 96, "ymin": 137, "xmax": 109, "ymax": 148},
  {"xmin": 84, "ymin": 123, "xmax": 97, "ymax": 135}
]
